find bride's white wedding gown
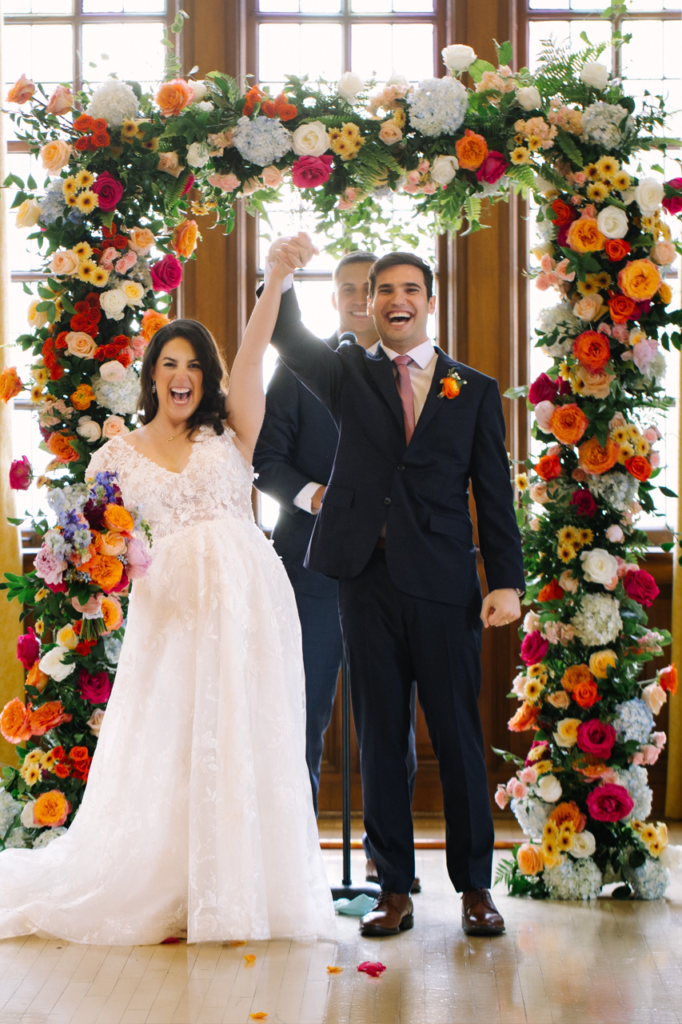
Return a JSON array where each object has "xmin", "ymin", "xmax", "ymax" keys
[{"xmin": 0, "ymin": 425, "xmax": 334, "ymax": 945}]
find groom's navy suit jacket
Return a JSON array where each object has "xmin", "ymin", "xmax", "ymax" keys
[{"xmin": 270, "ymin": 287, "xmax": 524, "ymax": 608}]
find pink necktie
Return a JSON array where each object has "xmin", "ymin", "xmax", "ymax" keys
[{"xmin": 393, "ymin": 355, "xmax": 415, "ymax": 444}]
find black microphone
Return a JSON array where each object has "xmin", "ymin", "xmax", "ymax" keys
[{"xmin": 338, "ymin": 332, "xmax": 357, "ymax": 345}]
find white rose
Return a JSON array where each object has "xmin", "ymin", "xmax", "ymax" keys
[
  {"xmin": 338, "ymin": 71, "xmax": 364, "ymax": 102},
  {"xmin": 15, "ymin": 198, "xmax": 42, "ymax": 229},
  {"xmin": 386, "ymin": 73, "xmax": 409, "ymax": 90},
  {"xmin": 39, "ymin": 645, "xmax": 75, "ymax": 682},
  {"xmin": 596, "ymin": 205, "xmax": 629, "ymax": 239},
  {"xmin": 102, "ymin": 415, "xmax": 129, "ymax": 439},
  {"xmin": 188, "ymin": 80, "xmax": 208, "ymax": 103},
  {"xmin": 571, "ymin": 831, "xmax": 597, "ymax": 858},
  {"xmin": 634, "ymin": 177, "xmax": 664, "ymax": 215},
  {"xmin": 580, "ymin": 547, "xmax": 619, "ymax": 585},
  {"xmin": 535, "ymin": 774, "xmax": 562, "ymax": 802},
  {"xmin": 516, "ymin": 86, "xmax": 542, "ymax": 112},
  {"xmin": 580, "ymin": 62, "xmax": 609, "ymax": 90},
  {"xmin": 292, "ymin": 121, "xmax": 330, "ymax": 157},
  {"xmin": 20, "ymin": 802, "xmax": 36, "ymax": 828},
  {"xmin": 661, "ymin": 844, "xmax": 682, "ymax": 871},
  {"xmin": 100, "ymin": 288, "xmax": 127, "ymax": 321},
  {"xmin": 621, "ymin": 188, "xmax": 636, "ymax": 205},
  {"xmin": 430, "ymin": 154, "xmax": 459, "ymax": 185},
  {"xmin": 99, "ymin": 360, "xmax": 127, "ymax": 383},
  {"xmin": 441, "ymin": 44, "xmax": 477, "ymax": 73},
  {"xmin": 76, "ymin": 416, "xmax": 102, "ymax": 443},
  {"xmin": 27, "ymin": 298, "xmax": 48, "ymax": 329},
  {"xmin": 186, "ymin": 142, "xmax": 211, "ymax": 168}
]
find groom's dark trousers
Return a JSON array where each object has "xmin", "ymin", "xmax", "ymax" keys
[{"xmin": 270, "ymin": 288, "xmax": 525, "ymax": 894}]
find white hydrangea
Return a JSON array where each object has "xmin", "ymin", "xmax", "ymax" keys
[
  {"xmin": 570, "ymin": 593, "xmax": 622, "ymax": 648},
  {"xmin": 232, "ymin": 116, "xmax": 292, "ymax": 167},
  {"xmin": 581, "ymin": 101, "xmax": 634, "ymax": 151},
  {"xmin": 623, "ymin": 855, "xmax": 669, "ymax": 899},
  {"xmin": 103, "ymin": 635, "xmax": 122, "ymax": 665},
  {"xmin": 86, "ymin": 77, "xmax": 139, "ymax": 127},
  {"xmin": 586, "ymin": 471, "xmax": 638, "ymax": 513},
  {"xmin": 612, "ymin": 698, "xmax": 654, "ymax": 745},
  {"xmin": 544, "ymin": 855, "xmax": 603, "ymax": 900},
  {"xmin": 92, "ymin": 368, "xmax": 141, "ymax": 416},
  {"xmin": 0, "ymin": 790, "xmax": 22, "ymax": 839},
  {"xmin": 407, "ymin": 77, "xmax": 469, "ymax": 136},
  {"xmin": 616, "ymin": 765, "xmax": 652, "ymax": 822},
  {"xmin": 32, "ymin": 826, "xmax": 67, "ymax": 849},
  {"xmin": 39, "ymin": 179, "xmax": 67, "ymax": 226},
  {"xmin": 4, "ymin": 827, "xmax": 29, "ymax": 849},
  {"xmin": 510, "ymin": 795, "xmax": 551, "ymax": 841},
  {"xmin": 537, "ymin": 302, "xmax": 581, "ymax": 358}
]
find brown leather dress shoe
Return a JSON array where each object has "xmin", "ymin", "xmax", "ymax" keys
[
  {"xmin": 365, "ymin": 859, "xmax": 422, "ymax": 895},
  {"xmin": 461, "ymin": 888, "xmax": 505, "ymax": 936},
  {"xmin": 360, "ymin": 892, "xmax": 414, "ymax": 936}
]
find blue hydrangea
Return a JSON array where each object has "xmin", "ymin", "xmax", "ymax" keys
[
  {"xmin": 544, "ymin": 856, "xmax": 603, "ymax": 900},
  {"xmin": 232, "ymin": 115, "xmax": 292, "ymax": 167},
  {"xmin": 103, "ymin": 635, "xmax": 123, "ymax": 666},
  {"xmin": 510, "ymin": 796, "xmax": 551, "ymax": 841},
  {"xmin": 38, "ymin": 178, "xmax": 66, "ymax": 226},
  {"xmin": 623, "ymin": 855, "xmax": 669, "ymax": 899},
  {"xmin": 581, "ymin": 101, "xmax": 634, "ymax": 151},
  {"xmin": 407, "ymin": 77, "xmax": 469, "ymax": 136},
  {"xmin": 92, "ymin": 370, "xmax": 141, "ymax": 416},
  {"xmin": 617, "ymin": 765, "xmax": 653, "ymax": 822},
  {"xmin": 612, "ymin": 698, "xmax": 654, "ymax": 745}
]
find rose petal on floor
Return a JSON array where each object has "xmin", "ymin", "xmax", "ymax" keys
[
  {"xmin": 326, "ymin": 965, "xmax": 343, "ymax": 974},
  {"xmin": 244, "ymin": 954, "xmax": 256, "ymax": 966}
]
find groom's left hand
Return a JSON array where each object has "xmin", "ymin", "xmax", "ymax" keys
[{"xmin": 480, "ymin": 589, "xmax": 521, "ymax": 628}]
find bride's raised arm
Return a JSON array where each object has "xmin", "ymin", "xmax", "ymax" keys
[{"xmin": 225, "ymin": 240, "xmax": 308, "ymax": 459}]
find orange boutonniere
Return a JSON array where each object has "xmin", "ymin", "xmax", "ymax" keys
[{"xmin": 438, "ymin": 367, "xmax": 465, "ymax": 399}]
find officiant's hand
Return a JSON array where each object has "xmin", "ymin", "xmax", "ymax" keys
[
  {"xmin": 480, "ymin": 588, "xmax": 521, "ymax": 628},
  {"xmin": 268, "ymin": 231, "xmax": 318, "ymax": 270}
]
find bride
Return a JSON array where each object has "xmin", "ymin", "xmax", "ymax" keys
[{"xmin": 0, "ymin": 244, "xmax": 335, "ymax": 945}]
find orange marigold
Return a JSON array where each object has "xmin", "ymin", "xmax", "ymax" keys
[
  {"xmin": 455, "ymin": 129, "xmax": 488, "ymax": 170},
  {"xmin": 538, "ymin": 579, "xmax": 564, "ymax": 603},
  {"xmin": 70, "ymin": 384, "xmax": 96, "ymax": 411},
  {"xmin": 155, "ymin": 78, "xmax": 193, "ymax": 117},
  {"xmin": 171, "ymin": 218, "xmax": 199, "ymax": 259},
  {"xmin": 535, "ymin": 453, "xmax": 562, "ymax": 481},
  {"xmin": 0, "ymin": 367, "xmax": 23, "ymax": 403},
  {"xmin": 0, "ymin": 697, "xmax": 32, "ymax": 744},
  {"xmin": 561, "ymin": 664, "xmax": 593, "ymax": 693},
  {"xmin": 79, "ymin": 553, "xmax": 124, "ymax": 593},
  {"xmin": 548, "ymin": 800, "xmax": 586, "ymax": 832},
  {"xmin": 33, "ymin": 789, "xmax": 71, "ymax": 827},
  {"xmin": 508, "ymin": 701, "xmax": 539, "ymax": 732},
  {"xmin": 578, "ymin": 436, "xmax": 619, "ymax": 476},
  {"xmin": 29, "ymin": 700, "xmax": 72, "ymax": 736},
  {"xmin": 573, "ymin": 330, "xmax": 611, "ymax": 372},
  {"xmin": 141, "ymin": 309, "xmax": 171, "ymax": 342},
  {"xmin": 618, "ymin": 258, "xmax": 661, "ymax": 302},
  {"xmin": 103, "ymin": 504, "xmax": 134, "ymax": 534},
  {"xmin": 572, "ymin": 679, "xmax": 601, "ymax": 709},
  {"xmin": 624, "ymin": 456, "xmax": 652, "ymax": 482},
  {"xmin": 550, "ymin": 403, "xmax": 589, "ymax": 445},
  {"xmin": 566, "ymin": 217, "xmax": 606, "ymax": 253},
  {"xmin": 47, "ymin": 432, "xmax": 80, "ymax": 463}
]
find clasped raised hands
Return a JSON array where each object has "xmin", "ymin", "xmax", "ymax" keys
[{"xmin": 267, "ymin": 231, "xmax": 319, "ymax": 279}]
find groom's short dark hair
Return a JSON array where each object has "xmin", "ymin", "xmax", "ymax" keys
[
  {"xmin": 333, "ymin": 250, "xmax": 377, "ymax": 280},
  {"xmin": 368, "ymin": 252, "xmax": 434, "ymax": 300}
]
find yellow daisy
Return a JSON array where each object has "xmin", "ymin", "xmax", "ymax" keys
[
  {"xmin": 543, "ymin": 821, "xmax": 558, "ymax": 841},
  {"xmin": 75, "ymin": 189, "xmax": 99, "ymax": 213},
  {"xmin": 511, "ymin": 146, "xmax": 532, "ymax": 165},
  {"xmin": 557, "ymin": 526, "xmax": 581, "ymax": 547},
  {"xmin": 121, "ymin": 119, "xmax": 138, "ymax": 141},
  {"xmin": 62, "ymin": 176, "xmax": 78, "ymax": 196},
  {"xmin": 20, "ymin": 763, "xmax": 41, "ymax": 786},
  {"xmin": 135, "ymin": 120, "xmax": 150, "ymax": 139},
  {"xmin": 92, "ymin": 267, "xmax": 110, "ymax": 287},
  {"xmin": 557, "ymin": 831, "xmax": 573, "ymax": 852},
  {"xmin": 634, "ymin": 437, "xmax": 650, "ymax": 457},
  {"xmin": 35, "ymin": 588, "xmax": 49, "ymax": 602},
  {"xmin": 65, "ymin": 193, "xmax": 79, "ymax": 207},
  {"xmin": 516, "ymin": 473, "xmax": 529, "ymax": 491},
  {"xmin": 514, "ymin": 133, "xmax": 525, "ymax": 145},
  {"xmin": 617, "ymin": 442, "xmax": 635, "ymax": 464},
  {"xmin": 558, "ymin": 361, "xmax": 571, "ymax": 380},
  {"xmin": 534, "ymin": 760, "xmax": 553, "ymax": 776},
  {"xmin": 611, "ymin": 426, "xmax": 630, "ymax": 444},
  {"xmin": 594, "ymin": 271, "xmax": 612, "ymax": 289},
  {"xmin": 76, "ymin": 259, "xmax": 98, "ymax": 283},
  {"xmin": 524, "ymin": 678, "xmax": 545, "ymax": 703},
  {"xmin": 142, "ymin": 137, "xmax": 159, "ymax": 152},
  {"xmin": 640, "ymin": 825, "xmax": 657, "ymax": 844},
  {"xmin": 23, "ymin": 750, "xmax": 43, "ymax": 765},
  {"xmin": 587, "ymin": 182, "xmax": 609, "ymax": 202},
  {"xmin": 577, "ymin": 279, "xmax": 599, "ymax": 296},
  {"xmin": 528, "ymin": 665, "xmax": 547, "ymax": 681},
  {"xmin": 527, "ymin": 135, "xmax": 543, "ymax": 151},
  {"xmin": 75, "ymin": 169, "xmax": 94, "ymax": 189},
  {"xmin": 73, "ymin": 241, "xmax": 92, "ymax": 260},
  {"xmin": 584, "ymin": 163, "xmax": 600, "ymax": 181},
  {"xmin": 579, "ymin": 528, "xmax": 594, "ymax": 547},
  {"xmin": 41, "ymin": 750, "xmax": 58, "ymax": 771},
  {"xmin": 631, "ymin": 820, "xmax": 644, "ymax": 833},
  {"xmin": 596, "ymin": 155, "xmax": 619, "ymax": 178},
  {"xmin": 614, "ymin": 170, "xmax": 631, "ymax": 190},
  {"xmin": 30, "ymin": 384, "xmax": 45, "ymax": 403},
  {"xmin": 600, "ymin": 176, "xmax": 614, "ymax": 190},
  {"xmin": 341, "ymin": 122, "xmax": 361, "ymax": 140},
  {"xmin": 642, "ymin": 214, "xmax": 659, "ymax": 232},
  {"xmin": 393, "ymin": 108, "xmax": 406, "ymax": 128},
  {"xmin": 558, "ymin": 543, "xmax": 577, "ymax": 564},
  {"xmin": 328, "ymin": 128, "xmax": 343, "ymax": 143},
  {"xmin": 648, "ymin": 838, "xmax": 664, "ymax": 857},
  {"xmin": 33, "ymin": 367, "xmax": 49, "ymax": 386},
  {"xmin": 627, "ymin": 424, "xmax": 641, "ymax": 438}
]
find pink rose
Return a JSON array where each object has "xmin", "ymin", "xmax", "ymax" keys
[
  {"xmin": 101, "ymin": 247, "xmax": 118, "ymax": 271},
  {"xmin": 662, "ymin": 178, "xmax": 682, "ymax": 215},
  {"xmin": 520, "ymin": 630, "xmax": 549, "ymax": 666},
  {"xmin": 150, "ymin": 253, "xmax": 183, "ymax": 293},
  {"xmin": 586, "ymin": 783, "xmax": 633, "ymax": 823},
  {"xmin": 520, "ymin": 766, "xmax": 538, "ymax": 784},
  {"xmin": 510, "ymin": 780, "xmax": 528, "ymax": 800},
  {"xmin": 261, "ymin": 165, "xmax": 283, "ymax": 188},
  {"xmin": 126, "ymin": 537, "xmax": 152, "ymax": 579},
  {"xmin": 9, "ymin": 456, "xmax": 32, "ymax": 491},
  {"xmin": 623, "ymin": 568, "xmax": 659, "ymax": 607},
  {"xmin": 34, "ymin": 545, "xmax": 67, "ymax": 587},
  {"xmin": 577, "ymin": 719, "xmax": 616, "ymax": 759},
  {"xmin": 559, "ymin": 570, "xmax": 578, "ymax": 594},
  {"xmin": 528, "ymin": 372, "xmax": 558, "ymax": 405},
  {"xmin": 650, "ymin": 240, "xmax": 676, "ymax": 266},
  {"xmin": 71, "ymin": 593, "xmax": 103, "ymax": 618},
  {"xmin": 476, "ymin": 150, "xmax": 508, "ymax": 184},
  {"xmin": 640, "ymin": 744, "xmax": 661, "ymax": 765},
  {"xmin": 87, "ymin": 708, "xmax": 105, "ymax": 737},
  {"xmin": 208, "ymin": 173, "xmax": 240, "ymax": 193},
  {"xmin": 158, "ymin": 152, "xmax": 184, "ymax": 178},
  {"xmin": 78, "ymin": 668, "xmax": 112, "ymax": 704},
  {"xmin": 17, "ymin": 627, "xmax": 40, "ymax": 670},
  {"xmin": 101, "ymin": 415, "xmax": 128, "ymax": 439},
  {"xmin": 652, "ymin": 731, "xmax": 667, "ymax": 749},
  {"xmin": 130, "ymin": 335, "xmax": 148, "ymax": 360},
  {"xmin": 46, "ymin": 85, "xmax": 73, "ymax": 115},
  {"xmin": 642, "ymin": 682, "xmax": 666, "ymax": 715},
  {"xmin": 546, "ymin": 691, "xmax": 570, "ymax": 709},
  {"xmin": 417, "ymin": 159, "xmax": 430, "ymax": 173},
  {"xmin": 419, "ymin": 182, "xmax": 437, "ymax": 194},
  {"xmin": 407, "ymin": 170, "xmax": 421, "ymax": 185},
  {"xmin": 115, "ymin": 251, "xmax": 137, "ymax": 275},
  {"xmin": 606, "ymin": 524, "xmax": 624, "ymax": 543},
  {"xmin": 291, "ymin": 154, "xmax": 333, "ymax": 190},
  {"xmin": 100, "ymin": 360, "xmax": 127, "ymax": 383},
  {"xmin": 494, "ymin": 785, "xmax": 510, "ymax": 809},
  {"xmin": 91, "ymin": 171, "xmax": 124, "ymax": 212},
  {"xmin": 534, "ymin": 400, "xmax": 555, "ymax": 432},
  {"xmin": 632, "ymin": 338, "xmax": 658, "ymax": 374}
]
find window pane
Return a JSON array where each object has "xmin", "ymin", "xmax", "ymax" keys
[
  {"xmin": 258, "ymin": 0, "xmax": 300, "ymax": 9},
  {"xmin": 352, "ymin": 0, "xmax": 433, "ymax": 7},
  {"xmin": 352, "ymin": 22, "xmax": 434, "ymax": 82},
  {"xmin": 258, "ymin": 22, "xmax": 343, "ymax": 89},
  {"xmin": 5, "ymin": 153, "xmax": 45, "ymax": 273},
  {"xmin": 83, "ymin": 0, "xmax": 165, "ymax": 10},
  {"xmin": 81, "ymin": 21, "xmax": 166, "ymax": 87},
  {"xmin": 3, "ymin": 0, "xmax": 72, "ymax": 11},
  {"xmin": 528, "ymin": 19, "xmax": 612, "ymax": 72},
  {"xmin": 4, "ymin": 23, "xmax": 73, "ymax": 86},
  {"xmin": 12, "ymin": 406, "xmax": 55, "ymax": 525}
]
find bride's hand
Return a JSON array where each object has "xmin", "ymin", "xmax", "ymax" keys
[{"xmin": 268, "ymin": 232, "xmax": 318, "ymax": 271}]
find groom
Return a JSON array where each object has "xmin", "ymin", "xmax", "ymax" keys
[{"xmin": 266, "ymin": 233, "xmax": 524, "ymax": 937}]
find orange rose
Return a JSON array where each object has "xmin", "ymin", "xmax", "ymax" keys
[
  {"xmin": 535, "ymin": 453, "xmax": 562, "ymax": 481},
  {"xmin": 604, "ymin": 238, "xmax": 630, "ymax": 262},
  {"xmin": 171, "ymin": 218, "xmax": 199, "ymax": 258},
  {"xmin": 566, "ymin": 217, "xmax": 605, "ymax": 253},
  {"xmin": 618, "ymin": 259, "xmax": 661, "ymax": 301},
  {"xmin": 79, "ymin": 553, "xmax": 124, "ymax": 593},
  {"xmin": 103, "ymin": 504, "xmax": 134, "ymax": 533},
  {"xmin": 155, "ymin": 78, "xmax": 193, "ymax": 117},
  {"xmin": 47, "ymin": 432, "xmax": 80, "ymax": 463},
  {"xmin": 572, "ymin": 679, "xmax": 601, "ymax": 709},
  {"xmin": 659, "ymin": 282, "xmax": 672, "ymax": 305},
  {"xmin": 33, "ymin": 789, "xmax": 71, "ymax": 827},
  {"xmin": 549, "ymin": 199, "xmax": 573, "ymax": 226},
  {"xmin": 550, "ymin": 403, "xmax": 589, "ymax": 445},
  {"xmin": 26, "ymin": 661, "xmax": 49, "ymax": 694},
  {"xmin": 538, "ymin": 579, "xmax": 564, "ymax": 603},
  {"xmin": 660, "ymin": 664, "xmax": 678, "ymax": 696},
  {"xmin": 573, "ymin": 330, "xmax": 611, "ymax": 372},
  {"xmin": 29, "ymin": 700, "xmax": 72, "ymax": 736},
  {"xmin": 508, "ymin": 701, "xmax": 539, "ymax": 732},
  {"xmin": 625, "ymin": 456, "xmax": 652, "ymax": 482},
  {"xmin": 517, "ymin": 843, "xmax": 544, "ymax": 876},
  {"xmin": 141, "ymin": 309, "xmax": 171, "ymax": 342},
  {"xmin": 548, "ymin": 800, "xmax": 586, "ymax": 832},
  {"xmin": 70, "ymin": 384, "xmax": 96, "ymax": 411},
  {"xmin": 440, "ymin": 376, "xmax": 460, "ymax": 398},
  {"xmin": 455, "ymin": 129, "xmax": 488, "ymax": 170},
  {"xmin": 0, "ymin": 697, "xmax": 32, "ymax": 744},
  {"xmin": 101, "ymin": 595, "xmax": 124, "ymax": 632},
  {"xmin": 0, "ymin": 367, "xmax": 23, "ymax": 402},
  {"xmin": 7, "ymin": 73, "xmax": 35, "ymax": 104},
  {"xmin": 561, "ymin": 664, "xmax": 593, "ymax": 693},
  {"xmin": 578, "ymin": 436, "xmax": 619, "ymax": 476},
  {"xmin": 608, "ymin": 294, "xmax": 638, "ymax": 324}
]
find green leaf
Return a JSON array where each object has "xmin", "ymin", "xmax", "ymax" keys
[
  {"xmin": 504, "ymin": 384, "xmax": 529, "ymax": 400},
  {"xmin": 6, "ymin": 518, "xmax": 25, "ymax": 526},
  {"xmin": 496, "ymin": 40, "xmax": 513, "ymax": 66},
  {"xmin": 659, "ymin": 486, "xmax": 678, "ymax": 498},
  {"xmin": 555, "ymin": 126, "xmax": 584, "ymax": 167},
  {"xmin": 467, "ymin": 59, "xmax": 496, "ymax": 84},
  {"xmin": 60, "ymin": 294, "xmax": 77, "ymax": 315}
]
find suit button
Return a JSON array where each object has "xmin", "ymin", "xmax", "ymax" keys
[
  {"xmin": 384, "ymin": 497, "xmax": 391, "ymax": 505},
  {"xmin": 397, "ymin": 464, "xmax": 405, "ymax": 471}
]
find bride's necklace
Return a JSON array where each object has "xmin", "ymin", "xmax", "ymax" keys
[{"xmin": 151, "ymin": 421, "xmax": 187, "ymax": 444}]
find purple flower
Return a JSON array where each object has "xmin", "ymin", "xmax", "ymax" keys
[
  {"xmin": 16, "ymin": 627, "xmax": 40, "ymax": 670},
  {"xmin": 78, "ymin": 668, "xmax": 113, "ymax": 704},
  {"xmin": 9, "ymin": 456, "xmax": 32, "ymax": 490},
  {"xmin": 150, "ymin": 253, "xmax": 183, "ymax": 293},
  {"xmin": 34, "ymin": 545, "xmax": 67, "ymax": 587}
]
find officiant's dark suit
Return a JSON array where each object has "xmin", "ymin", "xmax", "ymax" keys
[{"xmin": 268, "ymin": 269, "xmax": 525, "ymax": 902}]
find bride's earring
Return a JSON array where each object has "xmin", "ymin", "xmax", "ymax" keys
[{"xmin": 152, "ymin": 381, "xmax": 157, "ymax": 393}]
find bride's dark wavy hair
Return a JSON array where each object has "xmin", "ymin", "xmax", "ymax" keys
[{"xmin": 138, "ymin": 319, "xmax": 229, "ymax": 435}]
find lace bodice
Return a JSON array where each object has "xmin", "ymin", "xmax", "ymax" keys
[{"xmin": 86, "ymin": 425, "xmax": 255, "ymax": 541}]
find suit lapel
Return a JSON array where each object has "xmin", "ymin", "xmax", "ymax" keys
[
  {"xmin": 365, "ymin": 347, "xmax": 405, "ymax": 429},
  {"xmin": 410, "ymin": 349, "xmax": 456, "ymax": 443}
]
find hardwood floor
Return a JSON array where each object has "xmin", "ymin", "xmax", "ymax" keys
[{"xmin": 1, "ymin": 824, "xmax": 682, "ymax": 1023}]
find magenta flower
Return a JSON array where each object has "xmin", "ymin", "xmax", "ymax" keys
[
  {"xmin": 291, "ymin": 154, "xmax": 333, "ymax": 189},
  {"xmin": 475, "ymin": 151, "xmax": 508, "ymax": 185},
  {"xmin": 150, "ymin": 253, "xmax": 183, "ymax": 293},
  {"xmin": 91, "ymin": 171, "xmax": 124, "ymax": 212},
  {"xmin": 528, "ymin": 373, "xmax": 558, "ymax": 406},
  {"xmin": 78, "ymin": 669, "xmax": 112, "ymax": 704},
  {"xmin": 623, "ymin": 568, "xmax": 659, "ymax": 607},
  {"xmin": 16, "ymin": 627, "xmax": 40, "ymax": 670},
  {"xmin": 569, "ymin": 489, "xmax": 597, "ymax": 517},
  {"xmin": 586, "ymin": 783, "xmax": 633, "ymax": 822},
  {"xmin": 520, "ymin": 630, "xmax": 549, "ymax": 666},
  {"xmin": 9, "ymin": 456, "xmax": 32, "ymax": 490},
  {"xmin": 662, "ymin": 177, "xmax": 682, "ymax": 215},
  {"xmin": 577, "ymin": 719, "xmax": 616, "ymax": 760}
]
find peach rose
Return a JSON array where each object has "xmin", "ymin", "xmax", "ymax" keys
[
  {"xmin": 101, "ymin": 594, "xmax": 124, "ymax": 633},
  {"xmin": 103, "ymin": 504, "xmax": 134, "ymax": 533},
  {"xmin": 558, "ymin": 570, "xmax": 578, "ymax": 593},
  {"xmin": 141, "ymin": 309, "xmax": 170, "ymax": 341},
  {"xmin": 79, "ymin": 552, "xmax": 124, "ymax": 592},
  {"xmin": 0, "ymin": 367, "xmax": 23, "ymax": 403},
  {"xmin": 642, "ymin": 682, "xmax": 666, "ymax": 715},
  {"xmin": 26, "ymin": 661, "xmax": 49, "ymax": 694},
  {"xmin": 155, "ymin": 78, "xmax": 193, "ymax": 117},
  {"xmin": 618, "ymin": 258, "xmax": 661, "ymax": 301},
  {"xmin": 66, "ymin": 331, "xmax": 96, "ymax": 358},
  {"xmin": 29, "ymin": 700, "xmax": 71, "ymax": 736},
  {"xmin": 171, "ymin": 218, "xmax": 199, "ymax": 259},
  {"xmin": 128, "ymin": 226, "xmax": 155, "ymax": 254},
  {"xmin": 100, "ymin": 531, "xmax": 127, "ymax": 557},
  {"xmin": 650, "ymin": 240, "xmax": 676, "ymax": 266},
  {"xmin": 567, "ymin": 216, "xmax": 605, "ymax": 253},
  {"xmin": 33, "ymin": 789, "xmax": 71, "ymax": 827},
  {"xmin": 102, "ymin": 415, "xmax": 129, "ymax": 439},
  {"xmin": 99, "ymin": 360, "xmax": 127, "ymax": 383},
  {"xmin": 70, "ymin": 384, "xmax": 96, "ymax": 411},
  {"xmin": 546, "ymin": 691, "xmax": 571, "ymax": 709},
  {"xmin": 561, "ymin": 664, "xmax": 593, "ymax": 692},
  {"xmin": 573, "ymin": 294, "xmax": 605, "ymax": 321},
  {"xmin": 157, "ymin": 151, "xmax": 185, "ymax": 177},
  {"xmin": 40, "ymin": 139, "xmax": 72, "ymax": 175},
  {"xmin": 208, "ymin": 172, "xmax": 240, "ymax": 193},
  {"xmin": 50, "ymin": 249, "xmax": 80, "ymax": 276},
  {"xmin": 261, "ymin": 165, "xmax": 284, "ymax": 188},
  {"xmin": 455, "ymin": 129, "xmax": 488, "ymax": 170},
  {"xmin": 517, "ymin": 843, "xmax": 544, "ymax": 876},
  {"xmin": 7, "ymin": 74, "xmax": 35, "ymax": 104},
  {"xmin": 379, "ymin": 120, "xmax": 403, "ymax": 145},
  {"xmin": 46, "ymin": 85, "xmax": 73, "ymax": 115},
  {"xmin": 47, "ymin": 432, "xmax": 79, "ymax": 462},
  {"xmin": 0, "ymin": 698, "xmax": 32, "ymax": 744},
  {"xmin": 508, "ymin": 701, "xmax": 539, "ymax": 732},
  {"xmin": 573, "ymin": 365, "xmax": 615, "ymax": 399},
  {"xmin": 549, "ymin": 800, "xmax": 586, "ymax": 832}
]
